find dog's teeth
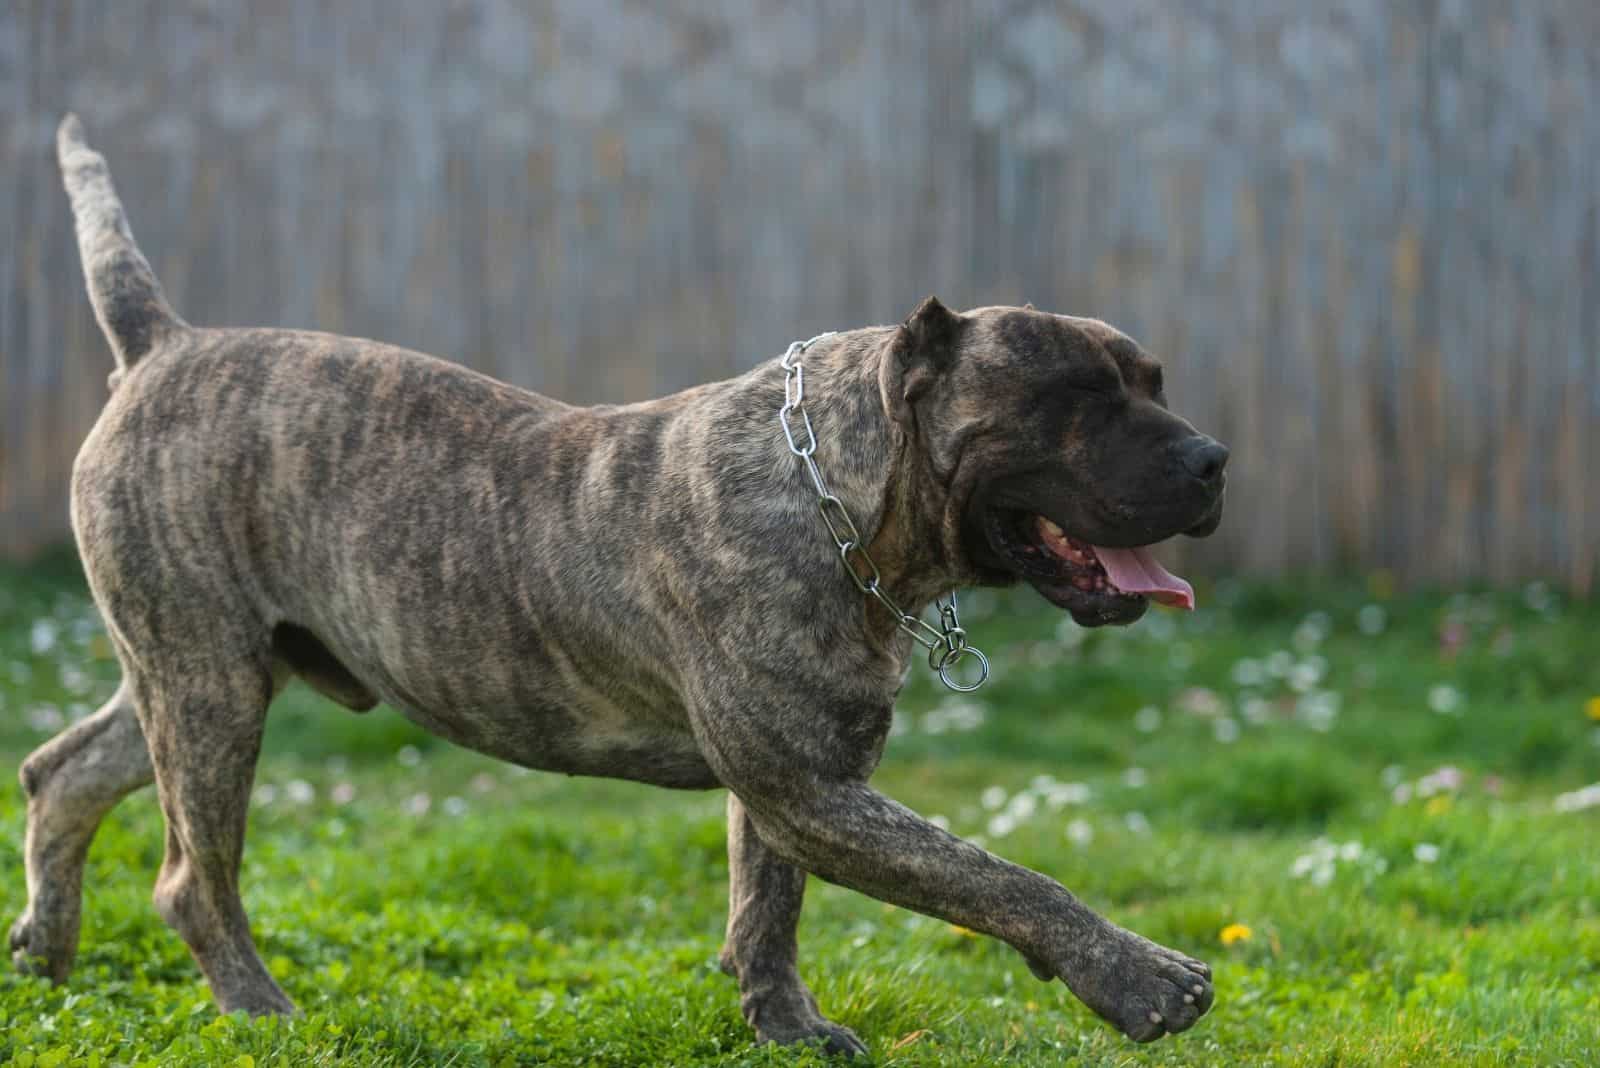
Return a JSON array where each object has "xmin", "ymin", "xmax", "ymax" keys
[{"xmin": 1040, "ymin": 517, "xmax": 1066, "ymax": 539}]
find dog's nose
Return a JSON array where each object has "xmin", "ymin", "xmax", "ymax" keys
[{"xmin": 1177, "ymin": 435, "xmax": 1229, "ymax": 482}]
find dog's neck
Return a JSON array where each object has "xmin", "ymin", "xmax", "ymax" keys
[{"xmin": 777, "ymin": 330, "xmax": 969, "ymax": 624}]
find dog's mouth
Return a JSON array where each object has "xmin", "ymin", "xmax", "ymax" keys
[{"xmin": 986, "ymin": 511, "xmax": 1195, "ymax": 626}]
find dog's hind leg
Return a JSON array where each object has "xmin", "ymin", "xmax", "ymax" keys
[
  {"xmin": 134, "ymin": 650, "xmax": 294, "ymax": 1015},
  {"xmin": 720, "ymin": 793, "xmax": 866, "ymax": 1057},
  {"xmin": 10, "ymin": 681, "xmax": 154, "ymax": 981}
]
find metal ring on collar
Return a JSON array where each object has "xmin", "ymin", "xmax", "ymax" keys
[{"xmin": 936, "ymin": 644, "xmax": 989, "ymax": 693}]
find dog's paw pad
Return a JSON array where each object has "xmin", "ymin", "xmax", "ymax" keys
[{"xmin": 1059, "ymin": 926, "xmax": 1214, "ymax": 1043}]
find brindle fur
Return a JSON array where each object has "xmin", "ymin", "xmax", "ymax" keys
[{"xmin": 12, "ymin": 116, "xmax": 1225, "ymax": 1053}]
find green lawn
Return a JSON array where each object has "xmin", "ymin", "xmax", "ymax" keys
[{"xmin": 1, "ymin": 554, "xmax": 1597, "ymax": 1066}]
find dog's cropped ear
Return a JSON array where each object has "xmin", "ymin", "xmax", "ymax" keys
[{"xmin": 880, "ymin": 296, "xmax": 964, "ymax": 428}]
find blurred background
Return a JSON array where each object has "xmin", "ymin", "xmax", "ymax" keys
[{"xmin": 2, "ymin": 1, "xmax": 1596, "ymax": 590}]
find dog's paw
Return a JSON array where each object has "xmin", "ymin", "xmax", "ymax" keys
[
  {"xmin": 759, "ymin": 1018, "xmax": 868, "ymax": 1058},
  {"xmin": 8, "ymin": 909, "xmax": 70, "ymax": 983},
  {"xmin": 1044, "ymin": 923, "xmax": 1213, "ymax": 1042}
]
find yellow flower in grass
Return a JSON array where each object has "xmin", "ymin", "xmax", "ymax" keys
[
  {"xmin": 1585, "ymin": 696, "xmax": 1600, "ymax": 722},
  {"xmin": 1219, "ymin": 923, "xmax": 1253, "ymax": 946}
]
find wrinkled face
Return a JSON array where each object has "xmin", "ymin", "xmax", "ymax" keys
[{"xmin": 891, "ymin": 301, "xmax": 1227, "ymax": 627}]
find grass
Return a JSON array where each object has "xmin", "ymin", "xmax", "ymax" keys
[{"xmin": 1, "ymin": 552, "xmax": 1598, "ymax": 1066}]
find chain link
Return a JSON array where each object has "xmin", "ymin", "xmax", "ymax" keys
[{"xmin": 778, "ymin": 334, "xmax": 989, "ymax": 692}]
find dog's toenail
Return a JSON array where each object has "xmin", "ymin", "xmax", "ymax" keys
[
  {"xmin": 1192, "ymin": 983, "xmax": 1204, "ymax": 996},
  {"xmin": 1148, "ymin": 1011, "xmax": 1163, "ymax": 1024},
  {"xmin": 1184, "ymin": 993, "xmax": 1194, "ymax": 1004}
]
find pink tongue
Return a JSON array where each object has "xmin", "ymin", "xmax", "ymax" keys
[{"xmin": 1090, "ymin": 546, "xmax": 1195, "ymax": 610}]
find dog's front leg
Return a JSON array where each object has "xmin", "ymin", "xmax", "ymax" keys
[
  {"xmin": 720, "ymin": 793, "xmax": 867, "ymax": 1056},
  {"xmin": 694, "ymin": 698, "xmax": 1213, "ymax": 1043}
]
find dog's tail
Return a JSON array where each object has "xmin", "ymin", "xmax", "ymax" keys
[{"xmin": 57, "ymin": 113, "xmax": 187, "ymax": 383}]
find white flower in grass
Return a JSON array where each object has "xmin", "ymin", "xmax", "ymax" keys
[
  {"xmin": 30, "ymin": 620, "xmax": 58, "ymax": 655},
  {"xmin": 980, "ymin": 785, "xmax": 1008, "ymax": 811},
  {"xmin": 1124, "ymin": 811, "xmax": 1151, "ymax": 834},
  {"xmin": 1381, "ymin": 765, "xmax": 1404, "ymax": 788},
  {"xmin": 1427, "ymin": 685, "xmax": 1463, "ymax": 715},
  {"xmin": 471, "ymin": 772, "xmax": 497, "ymax": 794},
  {"xmin": 397, "ymin": 745, "xmax": 422, "ymax": 767},
  {"xmin": 1265, "ymin": 650, "xmax": 1294, "ymax": 678},
  {"xmin": 1288, "ymin": 655, "xmax": 1328, "ymax": 694},
  {"xmin": 1006, "ymin": 792, "xmax": 1038, "ymax": 822},
  {"xmin": 1357, "ymin": 604, "xmax": 1387, "ymax": 635},
  {"xmin": 1293, "ymin": 612, "xmax": 1331, "ymax": 652},
  {"xmin": 405, "ymin": 792, "xmax": 432, "ymax": 816},
  {"xmin": 1553, "ymin": 784, "xmax": 1600, "ymax": 813},
  {"xmin": 443, "ymin": 796, "xmax": 468, "ymax": 817},
  {"xmin": 1240, "ymin": 696, "xmax": 1272, "ymax": 725},
  {"xmin": 1297, "ymin": 691, "xmax": 1341, "ymax": 733},
  {"xmin": 1230, "ymin": 658, "xmax": 1265, "ymax": 687},
  {"xmin": 1176, "ymin": 687, "xmax": 1225, "ymax": 718},
  {"xmin": 285, "ymin": 779, "xmax": 314, "ymax": 805},
  {"xmin": 1134, "ymin": 705, "xmax": 1162, "ymax": 733},
  {"xmin": 330, "ymin": 782, "xmax": 356, "ymax": 805},
  {"xmin": 1292, "ymin": 837, "xmax": 1383, "ymax": 887},
  {"xmin": 1065, "ymin": 819, "xmax": 1094, "ymax": 846},
  {"xmin": 1044, "ymin": 782, "xmax": 1091, "ymax": 809},
  {"xmin": 1413, "ymin": 843, "xmax": 1441, "ymax": 864},
  {"xmin": 1212, "ymin": 717, "xmax": 1240, "ymax": 744},
  {"xmin": 253, "ymin": 784, "xmax": 279, "ymax": 808},
  {"xmin": 928, "ymin": 814, "xmax": 951, "ymax": 831},
  {"xmin": 987, "ymin": 813, "xmax": 1016, "ymax": 838},
  {"xmin": 1416, "ymin": 765, "xmax": 1463, "ymax": 797},
  {"xmin": 1122, "ymin": 767, "xmax": 1148, "ymax": 789}
]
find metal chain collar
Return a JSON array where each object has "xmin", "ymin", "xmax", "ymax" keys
[{"xmin": 778, "ymin": 333, "xmax": 989, "ymax": 692}]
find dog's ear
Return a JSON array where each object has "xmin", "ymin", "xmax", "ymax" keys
[{"xmin": 880, "ymin": 296, "xmax": 963, "ymax": 428}]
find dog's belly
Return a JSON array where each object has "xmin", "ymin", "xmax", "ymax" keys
[
  {"xmin": 303, "ymin": 627, "xmax": 722, "ymax": 790},
  {"xmin": 388, "ymin": 688, "xmax": 720, "ymax": 790}
]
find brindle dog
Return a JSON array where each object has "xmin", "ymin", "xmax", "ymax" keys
[{"xmin": 13, "ymin": 116, "xmax": 1228, "ymax": 1054}]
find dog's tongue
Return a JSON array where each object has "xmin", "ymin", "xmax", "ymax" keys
[{"xmin": 1091, "ymin": 546, "xmax": 1195, "ymax": 610}]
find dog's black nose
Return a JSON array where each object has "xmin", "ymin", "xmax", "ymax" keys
[{"xmin": 1177, "ymin": 435, "xmax": 1229, "ymax": 482}]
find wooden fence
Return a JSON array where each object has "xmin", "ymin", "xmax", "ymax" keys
[{"xmin": 3, "ymin": 1, "xmax": 1596, "ymax": 591}]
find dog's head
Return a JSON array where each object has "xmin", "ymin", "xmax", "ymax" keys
[{"xmin": 880, "ymin": 297, "xmax": 1227, "ymax": 627}]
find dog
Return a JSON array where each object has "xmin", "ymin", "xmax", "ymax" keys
[{"xmin": 12, "ymin": 115, "xmax": 1227, "ymax": 1055}]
